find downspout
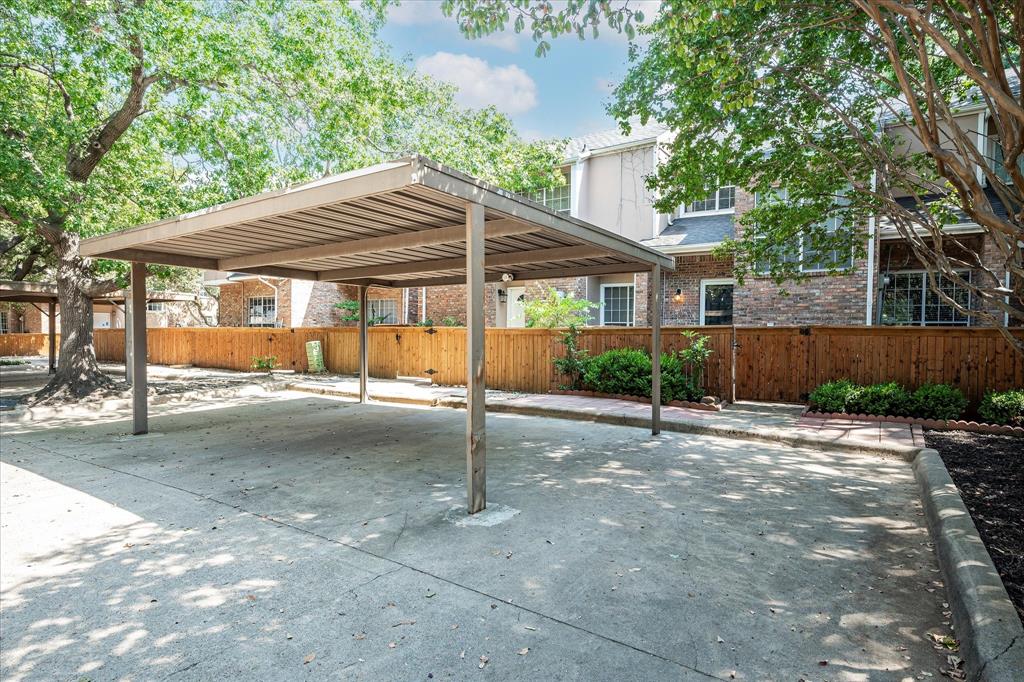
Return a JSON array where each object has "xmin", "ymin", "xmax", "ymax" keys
[
  {"xmin": 403, "ymin": 287, "xmax": 410, "ymax": 325},
  {"xmin": 865, "ymin": 169, "xmax": 877, "ymax": 325},
  {"xmin": 421, "ymin": 286, "xmax": 427, "ymax": 322},
  {"xmin": 256, "ymin": 276, "xmax": 280, "ymax": 327}
]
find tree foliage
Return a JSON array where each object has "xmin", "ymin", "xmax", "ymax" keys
[
  {"xmin": 446, "ymin": 0, "xmax": 1024, "ymax": 351},
  {"xmin": 0, "ymin": 0, "xmax": 563, "ymax": 398},
  {"xmin": 523, "ymin": 286, "xmax": 596, "ymax": 328}
]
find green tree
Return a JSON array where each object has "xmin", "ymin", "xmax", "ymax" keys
[
  {"xmin": 523, "ymin": 287, "xmax": 596, "ymax": 328},
  {"xmin": 444, "ymin": 0, "xmax": 1024, "ymax": 352},
  {"xmin": 1, "ymin": 0, "xmax": 562, "ymax": 401}
]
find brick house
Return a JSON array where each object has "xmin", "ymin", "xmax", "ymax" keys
[
  {"xmin": 206, "ymin": 272, "xmax": 409, "ymax": 328},
  {"xmin": 200, "ymin": 114, "xmax": 1015, "ymax": 331},
  {"xmin": 0, "ymin": 292, "xmax": 215, "ymax": 334}
]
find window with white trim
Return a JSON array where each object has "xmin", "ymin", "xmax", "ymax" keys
[
  {"xmin": 754, "ymin": 188, "xmax": 853, "ymax": 273},
  {"xmin": 523, "ymin": 169, "xmax": 571, "ymax": 215},
  {"xmin": 146, "ymin": 302, "xmax": 165, "ymax": 312},
  {"xmin": 880, "ymin": 271, "xmax": 972, "ymax": 326},
  {"xmin": 679, "ymin": 184, "xmax": 735, "ymax": 216},
  {"xmin": 700, "ymin": 279, "xmax": 734, "ymax": 325},
  {"xmin": 600, "ymin": 284, "xmax": 635, "ymax": 326},
  {"xmin": 0, "ymin": 310, "xmax": 8, "ymax": 334},
  {"xmin": 247, "ymin": 296, "xmax": 277, "ymax": 327},
  {"xmin": 986, "ymin": 134, "xmax": 1024, "ymax": 184},
  {"xmin": 367, "ymin": 298, "xmax": 397, "ymax": 325}
]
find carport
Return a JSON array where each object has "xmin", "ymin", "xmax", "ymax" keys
[
  {"xmin": 0, "ymin": 280, "xmax": 202, "ymax": 377},
  {"xmin": 79, "ymin": 156, "xmax": 674, "ymax": 513}
]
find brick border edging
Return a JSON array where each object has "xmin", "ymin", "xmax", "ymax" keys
[
  {"xmin": 549, "ymin": 389, "xmax": 723, "ymax": 411},
  {"xmin": 912, "ymin": 448, "xmax": 1024, "ymax": 681},
  {"xmin": 802, "ymin": 409, "xmax": 1024, "ymax": 437}
]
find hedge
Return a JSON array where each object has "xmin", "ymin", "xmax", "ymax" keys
[{"xmin": 809, "ymin": 379, "xmax": 968, "ymax": 421}]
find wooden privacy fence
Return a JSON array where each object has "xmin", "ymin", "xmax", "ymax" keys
[{"xmin": 3, "ymin": 325, "xmax": 1021, "ymax": 406}]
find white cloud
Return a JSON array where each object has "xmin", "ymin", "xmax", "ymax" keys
[
  {"xmin": 416, "ymin": 52, "xmax": 538, "ymax": 115},
  {"xmin": 475, "ymin": 32, "xmax": 522, "ymax": 52},
  {"xmin": 385, "ymin": 1, "xmax": 446, "ymax": 25}
]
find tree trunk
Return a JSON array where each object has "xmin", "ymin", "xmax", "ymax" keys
[{"xmin": 33, "ymin": 230, "xmax": 117, "ymax": 403}]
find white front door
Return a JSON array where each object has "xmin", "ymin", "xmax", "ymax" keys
[{"xmin": 506, "ymin": 287, "xmax": 526, "ymax": 327}]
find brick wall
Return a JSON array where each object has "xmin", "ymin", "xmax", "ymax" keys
[
  {"xmin": 0, "ymin": 303, "xmax": 34, "ymax": 333},
  {"xmin": 217, "ymin": 279, "xmax": 284, "ymax": 327},
  {"xmin": 658, "ymin": 254, "xmax": 736, "ymax": 325},
  {"xmin": 732, "ymin": 188, "xmax": 869, "ymax": 326}
]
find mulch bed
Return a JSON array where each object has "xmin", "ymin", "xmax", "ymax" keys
[{"xmin": 925, "ymin": 430, "xmax": 1024, "ymax": 625}]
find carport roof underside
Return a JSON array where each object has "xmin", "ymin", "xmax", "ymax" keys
[{"xmin": 80, "ymin": 156, "xmax": 673, "ymax": 284}]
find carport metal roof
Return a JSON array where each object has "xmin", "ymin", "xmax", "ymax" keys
[
  {"xmin": 79, "ymin": 156, "xmax": 671, "ymax": 515},
  {"xmin": 79, "ymin": 155, "xmax": 673, "ymax": 281}
]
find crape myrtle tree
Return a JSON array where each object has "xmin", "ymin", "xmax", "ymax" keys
[
  {"xmin": 444, "ymin": 0, "xmax": 1024, "ymax": 351},
  {"xmin": 0, "ymin": 0, "xmax": 563, "ymax": 402}
]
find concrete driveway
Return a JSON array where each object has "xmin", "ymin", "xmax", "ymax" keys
[{"xmin": 1, "ymin": 392, "xmax": 951, "ymax": 680}]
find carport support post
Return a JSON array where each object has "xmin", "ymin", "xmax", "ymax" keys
[
  {"xmin": 465, "ymin": 201, "xmax": 486, "ymax": 514},
  {"xmin": 651, "ymin": 264, "xmax": 662, "ymax": 435},
  {"xmin": 130, "ymin": 262, "xmax": 148, "ymax": 435},
  {"xmin": 358, "ymin": 284, "xmax": 368, "ymax": 403},
  {"xmin": 47, "ymin": 301, "xmax": 56, "ymax": 374},
  {"xmin": 125, "ymin": 301, "xmax": 133, "ymax": 385}
]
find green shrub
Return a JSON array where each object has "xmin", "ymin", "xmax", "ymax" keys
[
  {"xmin": 552, "ymin": 325, "xmax": 590, "ymax": 390},
  {"xmin": 251, "ymin": 355, "xmax": 278, "ymax": 374},
  {"xmin": 845, "ymin": 381, "xmax": 911, "ymax": 416},
  {"xmin": 809, "ymin": 379, "xmax": 857, "ymax": 413},
  {"xmin": 978, "ymin": 388, "xmax": 1024, "ymax": 426},
  {"xmin": 909, "ymin": 383, "xmax": 967, "ymax": 421},
  {"xmin": 659, "ymin": 352, "xmax": 702, "ymax": 404},
  {"xmin": 583, "ymin": 348, "xmax": 652, "ymax": 399}
]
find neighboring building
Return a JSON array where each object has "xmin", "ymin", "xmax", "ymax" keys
[
  {"xmin": 204, "ymin": 272, "xmax": 410, "ymax": 328},
  {"xmin": 0, "ymin": 290, "xmax": 216, "ymax": 334}
]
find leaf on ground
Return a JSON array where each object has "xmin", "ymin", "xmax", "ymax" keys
[
  {"xmin": 353, "ymin": 632, "xmax": 366, "ymax": 640},
  {"xmin": 303, "ymin": 653, "xmax": 315, "ymax": 664},
  {"xmin": 516, "ymin": 647, "xmax": 529, "ymax": 656},
  {"xmin": 716, "ymin": 636, "xmax": 725, "ymax": 643},
  {"xmin": 387, "ymin": 642, "xmax": 397, "ymax": 649},
  {"xmin": 523, "ymin": 625, "xmax": 537, "ymax": 631},
  {"xmin": 478, "ymin": 655, "xmax": 489, "ymax": 669},
  {"xmin": 425, "ymin": 590, "xmax": 437, "ymax": 598},
  {"xmin": 391, "ymin": 620, "xmax": 416, "ymax": 627}
]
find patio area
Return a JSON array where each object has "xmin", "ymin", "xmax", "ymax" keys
[{"xmin": 1, "ymin": 390, "xmax": 952, "ymax": 680}]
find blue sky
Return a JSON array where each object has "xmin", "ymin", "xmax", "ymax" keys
[{"xmin": 380, "ymin": 1, "xmax": 653, "ymax": 141}]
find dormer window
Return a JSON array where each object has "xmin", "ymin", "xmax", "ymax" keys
[{"xmin": 679, "ymin": 185, "xmax": 735, "ymax": 216}]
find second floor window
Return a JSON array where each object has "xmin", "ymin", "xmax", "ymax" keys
[
  {"xmin": 754, "ymin": 189, "xmax": 853, "ymax": 273},
  {"xmin": 248, "ymin": 296, "xmax": 277, "ymax": 327},
  {"xmin": 523, "ymin": 169, "xmax": 571, "ymax": 215},
  {"xmin": 146, "ymin": 302, "xmax": 164, "ymax": 312},
  {"xmin": 681, "ymin": 184, "xmax": 735, "ymax": 215}
]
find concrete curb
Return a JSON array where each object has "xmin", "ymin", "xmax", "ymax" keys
[
  {"xmin": 285, "ymin": 382, "xmax": 918, "ymax": 458},
  {"xmin": 912, "ymin": 448, "xmax": 1023, "ymax": 682},
  {"xmin": 9, "ymin": 382, "xmax": 277, "ymax": 422}
]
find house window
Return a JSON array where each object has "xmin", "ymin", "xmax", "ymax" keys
[
  {"xmin": 523, "ymin": 169, "xmax": 571, "ymax": 215},
  {"xmin": 987, "ymin": 135, "xmax": 1024, "ymax": 184},
  {"xmin": 247, "ymin": 296, "xmax": 277, "ymax": 327},
  {"xmin": 146, "ymin": 302, "xmax": 165, "ymax": 312},
  {"xmin": 367, "ymin": 298, "xmax": 397, "ymax": 325},
  {"xmin": 700, "ymin": 280, "xmax": 734, "ymax": 325},
  {"xmin": 681, "ymin": 185, "xmax": 735, "ymax": 215},
  {"xmin": 754, "ymin": 188, "xmax": 853, "ymax": 273},
  {"xmin": 600, "ymin": 284, "xmax": 635, "ymax": 326},
  {"xmin": 880, "ymin": 271, "xmax": 972, "ymax": 326},
  {"xmin": 0, "ymin": 310, "xmax": 8, "ymax": 334}
]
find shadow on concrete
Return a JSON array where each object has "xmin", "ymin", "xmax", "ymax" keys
[{"xmin": 1, "ymin": 393, "xmax": 952, "ymax": 680}]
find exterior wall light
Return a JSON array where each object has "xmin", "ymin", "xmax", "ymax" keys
[
  {"xmin": 497, "ymin": 289, "xmax": 508, "ymax": 304},
  {"xmin": 673, "ymin": 288, "xmax": 684, "ymax": 304}
]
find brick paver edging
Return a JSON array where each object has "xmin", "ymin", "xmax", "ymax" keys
[
  {"xmin": 549, "ymin": 389, "xmax": 723, "ymax": 411},
  {"xmin": 913, "ymin": 449, "xmax": 1024, "ymax": 681},
  {"xmin": 803, "ymin": 410, "xmax": 1024, "ymax": 437}
]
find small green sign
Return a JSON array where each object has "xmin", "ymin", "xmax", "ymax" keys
[{"xmin": 305, "ymin": 340, "xmax": 325, "ymax": 373}]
